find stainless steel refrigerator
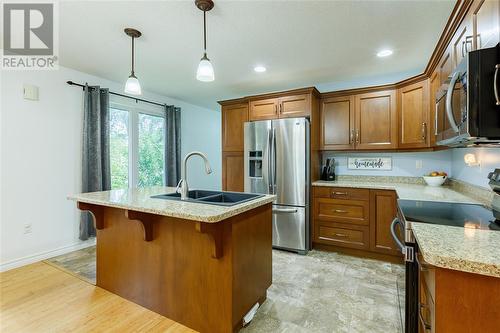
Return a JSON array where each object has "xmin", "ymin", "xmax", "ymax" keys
[{"xmin": 244, "ymin": 117, "xmax": 310, "ymax": 254}]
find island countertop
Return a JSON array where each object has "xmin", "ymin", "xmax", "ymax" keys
[
  {"xmin": 68, "ymin": 186, "xmax": 275, "ymax": 223},
  {"xmin": 411, "ymin": 223, "xmax": 500, "ymax": 278}
]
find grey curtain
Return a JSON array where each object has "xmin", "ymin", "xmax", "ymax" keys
[
  {"xmin": 80, "ymin": 85, "xmax": 111, "ymax": 240},
  {"xmin": 164, "ymin": 105, "xmax": 181, "ymax": 186}
]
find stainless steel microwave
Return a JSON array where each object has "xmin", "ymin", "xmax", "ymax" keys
[{"xmin": 435, "ymin": 44, "xmax": 500, "ymax": 147}]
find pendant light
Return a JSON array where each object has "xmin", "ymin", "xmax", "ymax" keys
[
  {"xmin": 124, "ymin": 28, "xmax": 142, "ymax": 95},
  {"xmin": 195, "ymin": 0, "xmax": 215, "ymax": 82}
]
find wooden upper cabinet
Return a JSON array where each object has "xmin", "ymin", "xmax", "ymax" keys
[
  {"xmin": 429, "ymin": 70, "xmax": 440, "ymax": 147},
  {"xmin": 452, "ymin": 12, "xmax": 474, "ymax": 67},
  {"xmin": 355, "ymin": 90, "xmax": 397, "ymax": 150},
  {"xmin": 320, "ymin": 96, "xmax": 355, "ymax": 150},
  {"xmin": 370, "ymin": 190, "xmax": 401, "ymax": 256},
  {"xmin": 249, "ymin": 93, "xmax": 312, "ymax": 121},
  {"xmin": 222, "ymin": 103, "xmax": 248, "ymax": 152},
  {"xmin": 279, "ymin": 94, "xmax": 311, "ymax": 118},
  {"xmin": 398, "ymin": 80, "xmax": 430, "ymax": 149},
  {"xmin": 439, "ymin": 44, "xmax": 453, "ymax": 85},
  {"xmin": 472, "ymin": 0, "xmax": 500, "ymax": 50},
  {"xmin": 249, "ymin": 98, "xmax": 278, "ymax": 121}
]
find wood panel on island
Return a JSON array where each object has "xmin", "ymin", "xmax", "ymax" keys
[{"xmin": 75, "ymin": 200, "xmax": 273, "ymax": 333}]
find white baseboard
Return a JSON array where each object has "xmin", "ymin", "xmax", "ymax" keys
[{"xmin": 0, "ymin": 239, "xmax": 96, "ymax": 272}]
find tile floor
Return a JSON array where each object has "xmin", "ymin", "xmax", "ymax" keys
[{"xmin": 46, "ymin": 246, "xmax": 404, "ymax": 333}]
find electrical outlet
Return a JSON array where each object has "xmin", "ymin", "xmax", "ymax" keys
[
  {"xmin": 23, "ymin": 224, "xmax": 32, "ymax": 234},
  {"xmin": 416, "ymin": 160, "xmax": 423, "ymax": 169}
]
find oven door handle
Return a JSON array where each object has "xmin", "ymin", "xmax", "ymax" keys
[
  {"xmin": 445, "ymin": 71, "xmax": 461, "ymax": 133},
  {"xmin": 390, "ymin": 218, "xmax": 405, "ymax": 253},
  {"xmin": 494, "ymin": 64, "xmax": 500, "ymax": 106}
]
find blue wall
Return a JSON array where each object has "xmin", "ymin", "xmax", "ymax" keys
[
  {"xmin": 181, "ymin": 107, "xmax": 222, "ymax": 190},
  {"xmin": 451, "ymin": 148, "xmax": 500, "ymax": 188}
]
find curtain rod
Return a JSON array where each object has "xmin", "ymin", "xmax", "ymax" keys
[{"xmin": 66, "ymin": 81, "xmax": 174, "ymax": 108}]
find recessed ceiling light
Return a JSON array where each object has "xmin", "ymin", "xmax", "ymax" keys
[
  {"xmin": 377, "ymin": 49, "xmax": 393, "ymax": 57},
  {"xmin": 254, "ymin": 65, "xmax": 267, "ymax": 73}
]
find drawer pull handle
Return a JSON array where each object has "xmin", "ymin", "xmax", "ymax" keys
[
  {"xmin": 332, "ymin": 192, "xmax": 347, "ymax": 196},
  {"xmin": 333, "ymin": 209, "xmax": 348, "ymax": 213},
  {"xmin": 334, "ymin": 233, "xmax": 347, "ymax": 238}
]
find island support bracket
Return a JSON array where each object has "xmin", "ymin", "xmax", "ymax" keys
[
  {"xmin": 125, "ymin": 210, "xmax": 156, "ymax": 242},
  {"xmin": 195, "ymin": 222, "xmax": 223, "ymax": 259},
  {"xmin": 77, "ymin": 202, "xmax": 104, "ymax": 230}
]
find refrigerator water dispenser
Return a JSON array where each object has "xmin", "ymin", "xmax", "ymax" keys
[{"xmin": 248, "ymin": 151, "xmax": 263, "ymax": 178}]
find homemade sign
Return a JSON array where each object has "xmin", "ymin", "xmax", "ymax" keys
[{"xmin": 347, "ymin": 157, "xmax": 392, "ymax": 170}]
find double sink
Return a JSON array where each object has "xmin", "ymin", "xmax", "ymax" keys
[{"xmin": 151, "ymin": 190, "xmax": 264, "ymax": 207}]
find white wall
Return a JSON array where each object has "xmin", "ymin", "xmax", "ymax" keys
[
  {"xmin": 0, "ymin": 66, "xmax": 220, "ymax": 270},
  {"xmin": 451, "ymin": 148, "xmax": 500, "ymax": 188},
  {"xmin": 323, "ymin": 150, "xmax": 452, "ymax": 177}
]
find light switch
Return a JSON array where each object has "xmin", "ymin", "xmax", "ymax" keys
[
  {"xmin": 416, "ymin": 160, "xmax": 423, "ymax": 169},
  {"xmin": 23, "ymin": 84, "xmax": 39, "ymax": 101}
]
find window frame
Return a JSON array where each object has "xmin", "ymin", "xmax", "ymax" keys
[{"xmin": 110, "ymin": 97, "xmax": 166, "ymax": 188}]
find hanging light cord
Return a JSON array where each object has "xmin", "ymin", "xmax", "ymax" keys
[
  {"xmin": 131, "ymin": 36, "xmax": 135, "ymax": 76},
  {"xmin": 203, "ymin": 10, "xmax": 207, "ymax": 56}
]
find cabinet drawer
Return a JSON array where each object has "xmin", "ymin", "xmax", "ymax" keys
[
  {"xmin": 314, "ymin": 198, "xmax": 369, "ymax": 225},
  {"xmin": 314, "ymin": 187, "xmax": 369, "ymax": 201},
  {"xmin": 316, "ymin": 224, "xmax": 369, "ymax": 250}
]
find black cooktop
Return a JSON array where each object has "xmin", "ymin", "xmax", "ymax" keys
[{"xmin": 398, "ymin": 199, "xmax": 500, "ymax": 231}]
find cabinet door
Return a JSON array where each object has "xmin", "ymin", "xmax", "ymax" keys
[
  {"xmin": 278, "ymin": 94, "xmax": 311, "ymax": 118},
  {"xmin": 222, "ymin": 103, "xmax": 248, "ymax": 152},
  {"xmin": 369, "ymin": 190, "xmax": 401, "ymax": 256},
  {"xmin": 452, "ymin": 12, "xmax": 474, "ymax": 67},
  {"xmin": 472, "ymin": 0, "xmax": 500, "ymax": 50},
  {"xmin": 354, "ymin": 90, "xmax": 397, "ymax": 150},
  {"xmin": 398, "ymin": 80, "xmax": 430, "ymax": 149},
  {"xmin": 249, "ymin": 98, "xmax": 279, "ymax": 121},
  {"xmin": 439, "ymin": 44, "xmax": 453, "ymax": 85},
  {"xmin": 429, "ymin": 70, "xmax": 440, "ymax": 147},
  {"xmin": 320, "ymin": 96, "xmax": 355, "ymax": 150},
  {"xmin": 222, "ymin": 152, "xmax": 244, "ymax": 192}
]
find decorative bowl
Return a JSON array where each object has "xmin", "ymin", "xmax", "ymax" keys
[{"xmin": 423, "ymin": 175, "xmax": 447, "ymax": 187}]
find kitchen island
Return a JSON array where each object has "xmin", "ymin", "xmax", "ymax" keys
[{"xmin": 69, "ymin": 186, "xmax": 275, "ymax": 333}]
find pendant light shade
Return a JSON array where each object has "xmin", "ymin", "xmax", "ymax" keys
[
  {"xmin": 125, "ymin": 75, "xmax": 142, "ymax": 95},
  {"xmin": 195, "ymin": 0, "xmax": 215, "ymax": 82},
  {"xmin": 124, "ymin": 28, "xmax": 142, "ymax": 95},
  {"xmin": 196, "ymin": 54, "xmax": 214, "ymax": 82}
]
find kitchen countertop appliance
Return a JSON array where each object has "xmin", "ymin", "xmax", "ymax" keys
[
  {"xmin": 244, "ymin": 117, "xmax": 310, "ymax": 254},
  {"xmin": 435, "ymin": 44, "xmax": 500, "ymax": 147},
  {"xmin": 391, "ymin": 168, "xmax": 500, "ymax": 333}
]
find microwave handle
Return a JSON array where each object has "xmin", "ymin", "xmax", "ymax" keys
[
  {"xmin": 494, "ymin": 64, "xmax": 500, "ymax": 106},
  {"xmin": 445, "ymin": 71, "xmax": 461, "ymax": 133}
]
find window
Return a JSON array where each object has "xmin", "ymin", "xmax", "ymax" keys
[{"xmin": 109, "ymin": 102, "xmax": 165, "ymax": 189}]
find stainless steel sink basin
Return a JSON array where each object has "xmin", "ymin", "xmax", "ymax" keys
[{"xmin": 151, "ymin": 190, "xmax": 264, "ymax": 206}]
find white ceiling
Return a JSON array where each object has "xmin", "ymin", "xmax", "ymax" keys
[{"xmin": 59, "ymin": 0, "xmax": 455, "ymax": 109}]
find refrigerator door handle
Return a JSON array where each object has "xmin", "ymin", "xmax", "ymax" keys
[
  {"xmin": 273, "ymin": 127, "xmax": 277, "ymax": 194},
  {"xmin": 267, "ymin": 129, "xmax": 274, "ymax": 194},
  {"xmin": 272, "ymin": 207, "xmax": 298, "ymax": 214}
]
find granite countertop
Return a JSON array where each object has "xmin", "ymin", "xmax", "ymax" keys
[
  {"xmin": 411, "ymin": 223, "xmax": 500, "ymax": 278},
  {"xmin": 68, "ymin": 186, "xmax": 275, "ymax": 223},
  {"xmin": 312, "ymin": 180, "xmax": 481, "ymax": 204}
]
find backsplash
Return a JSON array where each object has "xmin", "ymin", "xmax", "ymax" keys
[
  {"xmin": 322, "ymin": 151, "xmax": 452, "ymax": 177},
  {"xmin": 451, "ymin": 148, "xmax": 500, "ymax": 189}
]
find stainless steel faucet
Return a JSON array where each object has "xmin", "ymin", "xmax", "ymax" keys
[{"xmin": 176, "ymin": 151, "xmax": 212, "ymax": 200}]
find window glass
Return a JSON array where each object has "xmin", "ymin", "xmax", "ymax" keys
[
  {"xmin": 109, "ymin": 108, "xmax": 129, "ymax": 189},
  {"xmin": 138, "ymin": 113, "xmax": 165, "ymax": 187}
]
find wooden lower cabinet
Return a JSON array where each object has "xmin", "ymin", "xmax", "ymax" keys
[
  {"xmin": 417, "ymin": 252, "xmax": 500, "ymax": 333},
  {"xmin": 313, "ymin": 186, "xmax": 402, "ymax": 261},
  {"xmin": 369, "ymin": 190, "xmax": 401, "ymax": 256},
  {"xmin": 222, "ymin": 152, "xmax": 244, "ymax": 192}
]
